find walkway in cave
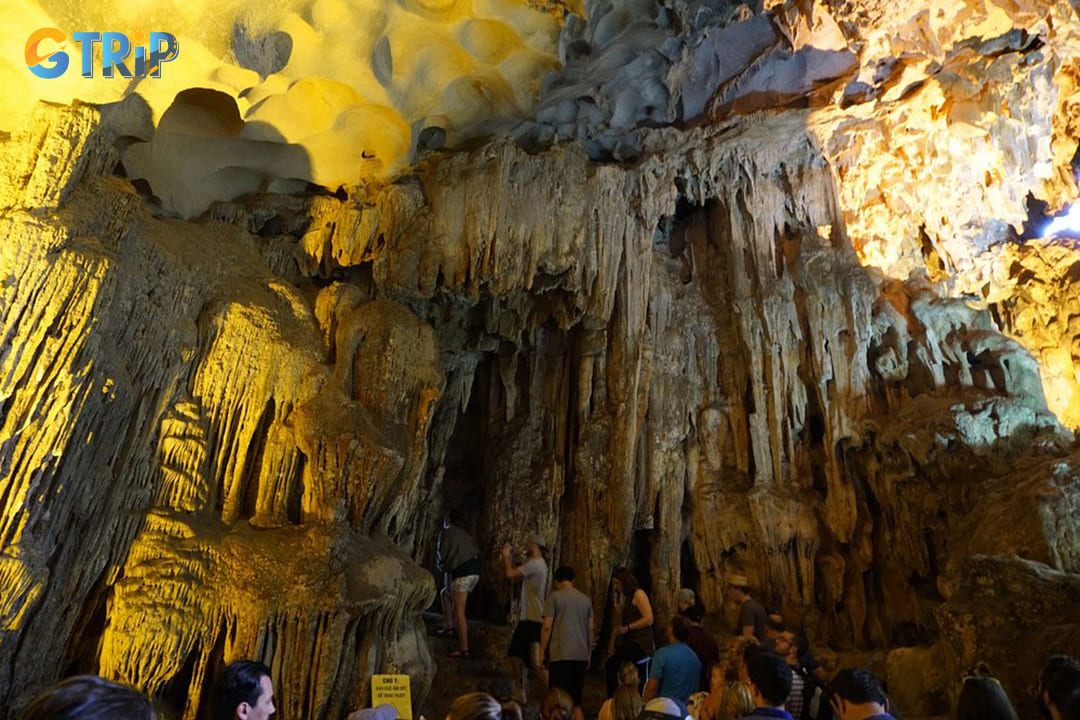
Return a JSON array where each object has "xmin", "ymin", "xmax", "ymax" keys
[{"xmin": 419, "ymin": 614, "xmax": 609, "ymax": 720}]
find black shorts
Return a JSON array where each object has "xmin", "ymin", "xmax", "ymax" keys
[
  {"xmin": 549, "ymin": 660, "xmax": 588, "ymax": 704},
  {"xmin": 507, "ymin": 620, "xmax": 543, "ymax": 666}
]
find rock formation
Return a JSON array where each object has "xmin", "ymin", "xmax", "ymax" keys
[{"xmin": 2, "ymin": 0, "xmax": 1080, "ymax": 718}]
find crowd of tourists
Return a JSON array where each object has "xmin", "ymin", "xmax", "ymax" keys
[{"xmin": 17, "ymin": 522, "xmax": 1080, "ymax": 720}]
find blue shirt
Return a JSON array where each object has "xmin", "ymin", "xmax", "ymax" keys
[
  {"xmin": 741, "ymin": 710, "xmax": 793, "ymax": 720},
  {"xmin": 650, "ymin": 642, "xmax": 702, "ymax": 704}
]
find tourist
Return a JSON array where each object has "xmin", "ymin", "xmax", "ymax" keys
[
  {"xmin": 644, "ymin": 615, "xmax": 702, "ymax": 705},
  {"xmin": 829, "ymin": 667, "xmax": 895, "ymax": 720},
  {"xmin": 539, "ymin": 687, "xmax": 575, "ymax": 720},
  {"xmin": 742, "ymin": 652, "xmax": 794, "ymax": 720},
  {"xmin": 598, "ymin": 663, "xmax": 640, "ymax": 720},
  {"xmin": 608, "ymin": 685, "xmax": 643, "ymax": 720},
  {"xmin": 684, "ymin": 605, "xmax": 719, "ymax": 690},
  {"xmin": 676, "ymin": 588, "xmax": 697, "ymax": 616},
  {"xmin": 716, "ymin": 681, "xmax": 754, "ymax": 720},
  {"xmin": 604, "ymin": 567, "xmax": 655, "ymax": 695},
  {"xmin": 503, "ymin": 534, "xmax": 550, "ymax": 701},
  {"xmin": 773, "ymin": 634, "xmax": 806, "ymax": 720},
  {"xmin": 447, "ymin": 693, "xmax": 522, "ymax": 720},
  {"xmin": 956, "ymin": 674, "xmax": 1018, "ymax": 720},
  {"xmin": 19, "ymin": 675, "xmax": 152, "ymax": 720},
  {"xmin": 213, "ymin": 660, "xmax": 276, "ymax": 720},
  {"xmin": 725, "ymin": 573, "xmax": 767, "ymax": 641},
  {"xmin": 540, "ymin": 565, "xmax": 594, "ymax": 706},
  {"xmin": 436, "ymin": 512, "xmax": 482, "ymax": 658},
  {"xmin": 732, "ymin": 636, "xmax": 762, "ymax": 686},
  {"xmin": 1038, "ymin": 655, "xmax": 1080, "ymax": 720},
  {"xmin": 347, "ymin": 705, "xmax": 398, "ymax": 720},
  {"xmin": 764, "ymin": 615, "xmax": 785, "ymax": 644},
  {"xmin": 690, "ymin": 661, "xmax": 726, "ymax": 720},
  {"xmin": 639, "ymin": 697, "xmax": 691, "ymax": 720}
]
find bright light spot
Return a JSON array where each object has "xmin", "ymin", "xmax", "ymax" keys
[{"xmin": 1042, "ymin": 202, "xmax": 1080, "ymax": 238}]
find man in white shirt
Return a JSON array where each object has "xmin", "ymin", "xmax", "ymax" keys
[{"xmin": 503, "ymin": 533, "xmax": 550, "ymax": 703}]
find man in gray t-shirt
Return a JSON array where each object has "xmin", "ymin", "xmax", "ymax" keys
[
  {"xmin": 503, "ymin": 534, "xmax": 550, "ymax": 702},
  {"xmin": 727, "ymin": 572, "xmax": 768, "ymax": 640},
  {"xmin": 540, "ymin": 565, "xmax": 594, "ymax": 704}
]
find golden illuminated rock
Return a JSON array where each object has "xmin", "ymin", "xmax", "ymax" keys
[{"xmin": 1, "ymin": 0, "xmax": 566, "ymax": 217}]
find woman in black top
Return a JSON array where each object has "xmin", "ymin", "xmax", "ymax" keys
[{"xmin": 604, "ymin": 567, "xmax": 655, "ymax": 695}]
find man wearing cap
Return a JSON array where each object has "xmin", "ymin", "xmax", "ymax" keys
[
  {"xmin": 726, "ymin": 573, "xmax": 767, "ymax": 641},
  {"xmin": 503, "ymin": 533, "xmax": 550, "ymax": 702}
]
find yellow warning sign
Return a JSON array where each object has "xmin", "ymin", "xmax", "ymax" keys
[{"xmin": 371, "ymin": 674, "xmax": 412, "ymax": 720}]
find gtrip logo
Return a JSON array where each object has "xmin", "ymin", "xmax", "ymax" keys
[{"xmin": 25, "ymin": 28, "xmax": 179, "ymax": 79}]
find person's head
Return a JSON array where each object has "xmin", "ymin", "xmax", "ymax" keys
[
  {"xmin": 613, "ymin": 567, "xmax": 639, "ymax": 595},
  {"xmin": 745, "ymin": 653, "xmax": 791, "ymax": 708},
  {"xmin": 554, "ymin": 566, "xmax": 575, "ymax": 586},
  {"xmin": 956, "ymin": 676, "xmax": 1018, "ymax": 720},
  {"xmin": 717, "ymin": 681, "xmax": 754, "ymax": 720},
  {"xmin": 1039, "ymin": 655, "xmax": 1080, "ymax": 720},
  {"xmin": 539, "ymin": 688, "xmax": 573, "ymax": 720},
  {"xmin": 709, "ymin": 662, "xmax": 726, "ymax": 693},
  {"xmin": 732, "ymin": 636, "xmax": 762, "ymax": 685},
  {"xmin": 764, "ymin": 615, "xmax": 785, "ymax": 640},
  {"xmin": 447, "ymin": 693, "xmax": 522, "ymax": 720},
  {"xmin": 19, "ymin": 675, "xmax": 152, "ymax": 720},
  {"xmin": 775, "ymin": 633, "xmax": 807, "ymax": 665},
  {"xmin": 617, "ymin": 661, "xmax": 639, "ymax": 688},
  {"xmin": 830, "ymin": 668, "xmax": 889, "ymax": 719},
  {"xmin": 668, "ymin": 615, "xmax": 691, "ymax": 644},
  {"xmin": 611, "ymin": 685, "xmax": 642, "ymax": 720},
  {"xmin": 215, "ymin": 660, "xmax": 275, "ymax": 720},
  {"xmin": 676, "ymin": 588, "xmax": 696, "ymax": 614},
  {"xmin": 725, "ymin": 573, "xmax": 750, "ymax": 602},
  {"xmin": 526, "ymin": 534, "xmax": 547, "ymax": 557}
]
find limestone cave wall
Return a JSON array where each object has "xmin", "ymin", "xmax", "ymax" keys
[{"xmin": 2, "ymin": 0, "xmax": 1080, "ymax": 718}]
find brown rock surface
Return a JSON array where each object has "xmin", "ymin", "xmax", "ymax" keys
[{"xmin": 2, "ymin": 0, "xmax": 1080, "ymax": 717}]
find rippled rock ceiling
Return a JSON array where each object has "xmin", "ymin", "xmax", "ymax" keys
[{"xmin": 2, "ymin": 0, "xmax": 1080, "ymax": 717}]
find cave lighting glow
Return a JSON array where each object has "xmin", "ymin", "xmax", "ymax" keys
[{"xmin": 1042, "ymin": 202, "xmax": 1080, "ymax": 238}]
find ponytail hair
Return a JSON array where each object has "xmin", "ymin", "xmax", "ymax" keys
[
  {"xmin": 448, "ymin": 693, "xmax": 521, "ymax": 720},
  {"xmin": 540, "ymin": 688, "xmax": 573, "ymax": 720}
]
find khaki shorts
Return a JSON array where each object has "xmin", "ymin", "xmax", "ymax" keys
[{"xmin": 452, "ymin": 574, "xmax": 479, "ymax": 593}]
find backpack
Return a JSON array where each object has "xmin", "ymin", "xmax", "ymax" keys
[{"xmin": 798, "ymin": 668, "xmax": 835, "ymax": 720}]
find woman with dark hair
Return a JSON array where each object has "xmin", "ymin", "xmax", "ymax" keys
[
  {"xmin": 956, "ymin": 675, "xmax": 1019, "ymax": 720},
  {"xmin": 447, "ymin": 692, "xmax": 522, "ymax": 720},
  {"xmin": 604, "ymin": 567, "xmax": 655, "ymax": 695},
  {"xmin": 20, "ymin": 675, "xmax": 153, "ymax": 720}
]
